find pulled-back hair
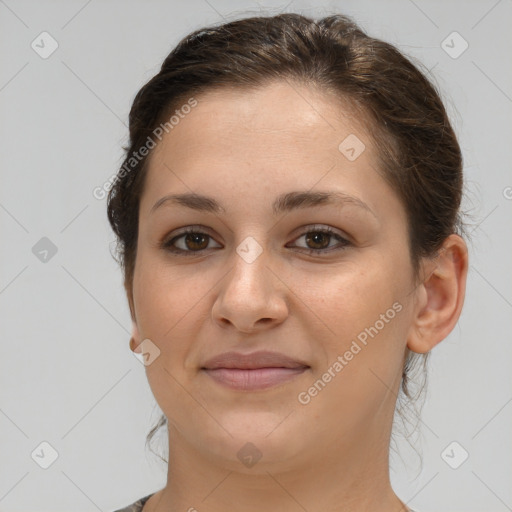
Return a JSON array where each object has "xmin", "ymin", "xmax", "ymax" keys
[{"xmin": 107, "ymin": 12, "xmax": 466, "ymax": 461}]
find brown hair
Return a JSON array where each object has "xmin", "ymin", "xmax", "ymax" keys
[{"xmin": 107, "ymin": 12, "xmax": 466, "ymax": 460}]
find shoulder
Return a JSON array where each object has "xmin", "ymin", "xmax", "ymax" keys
[{"xmin": 111, "ymin": 493, "xmax": 155, "ymax": 512}]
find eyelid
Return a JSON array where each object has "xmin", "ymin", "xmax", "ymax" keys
[{"xmin": 290, "ymin": 224, "xmax": 351, "ymax": 243}]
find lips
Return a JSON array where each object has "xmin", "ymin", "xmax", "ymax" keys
[
  {"xmin": 202, "ymin": 350, "xmax": 309, "ymax": 370},
  {"xmin": 201, "ymin": 350, "xmax": 310, "ymax": 391}
]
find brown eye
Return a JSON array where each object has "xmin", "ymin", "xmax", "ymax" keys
[
  {"xmin": 305, "ymin": 231, "xmax": 331, "ymax": 250},
  {"xmin": 162, "ymin": 225, "xmax": 350, "ymax": 257},
  {"xmin": 162, "ymin": 227, "xmax": 222, "ymax": 255},
  {"xmin": 182, "ymin": 232, "xmax": 209, "ymax": 251},
  {"xmin": 289, "ymin": 226, "xmax": 351, "ymax": 255}
]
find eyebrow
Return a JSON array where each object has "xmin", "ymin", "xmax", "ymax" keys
[{"xmin": 150, "ymin": 190, "xmax": 376, "ymax": 218}]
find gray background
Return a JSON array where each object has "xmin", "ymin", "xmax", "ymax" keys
[{"xmin": 0, "ymin": 1, "xmax": 511, "ymax": 511}]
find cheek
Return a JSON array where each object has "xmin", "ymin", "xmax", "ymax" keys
[
  {"xmin": 303, "ymin": 254, "xmax": 411, "ymax": 399},
  {"xmin": 132, "ymin": 253, "xmax": 223, "ymax": 399},
  {"xmin": 296, "ymin": 267, "xmax": 410, "ymax": 435},
  {"xmin": 132, "ymin": 259, "xmax": 209, "ymax": 414},
  {"xmin": 312, "ymin": 262, "xmax": 404, "ymax": 338},
  {"xmin": 133, "ymin": 252, "xmax": 204, "ymax": 337}
]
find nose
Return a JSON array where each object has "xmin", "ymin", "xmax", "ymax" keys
[{"xmin": 211, "ymin": 246, "xmax": 289, "ymax": 334}]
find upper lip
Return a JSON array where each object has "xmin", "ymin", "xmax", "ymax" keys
[{"xmin": 201, "ymin": 350, "xmax": 310, "ymax": 370}]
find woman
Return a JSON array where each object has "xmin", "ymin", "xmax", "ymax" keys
[{"xmin": 109, "ymin": 12, "xmax": 468, "ymax": 512}]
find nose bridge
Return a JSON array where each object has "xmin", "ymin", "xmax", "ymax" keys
[
  {"xmin": 229, "ymin": 234, "xmax": 271, "ymax": 300},
  {"xmin": 213, "ymin": 234, "xmax": 287, "ymax": 331}
]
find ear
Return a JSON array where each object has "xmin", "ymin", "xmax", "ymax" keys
[
  {"xmin": 407, "ymin": 234, "xmax": 468, "ymax": 354},
  {"xmin": 125, "ymin": 279, "xmax": 141, "ymax": 353},
  {"xmin": 125, "ymin": 277, "xmax": 136, "ymax": 322},
  {"xmin": 129, "ymin": 322, "xmax": 142, "ymax": 353}
]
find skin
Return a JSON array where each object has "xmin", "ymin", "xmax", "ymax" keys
[{"xmin": 126, "ymin": 80, "xmax": 468, "ymax": 512}]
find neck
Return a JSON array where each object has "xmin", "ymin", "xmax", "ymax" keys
[{"xmin": 146, "ymin": 416, "xmax": 408, "ymax": 512}]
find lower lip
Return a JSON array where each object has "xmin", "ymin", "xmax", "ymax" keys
[{"xmin": 202, "ymin": 367, "xmax": 308, "ymax": 391}]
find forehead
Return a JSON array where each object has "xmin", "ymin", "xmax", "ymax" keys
[
  {"xmin": 155, "ymin": 81, "xmax": 369, "ymax": 158},
  {"xmin": 140, "ymin": 80, "xmax": 400, "ymax": 219}
]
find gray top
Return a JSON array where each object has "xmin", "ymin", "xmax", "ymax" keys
[
  {"xmin": 112, "ymin": 493, "xmax": 154, "ymax": 512},
  {"xmin": 112, "ymin": 493, "xmax": 420, "ymax": 512}
]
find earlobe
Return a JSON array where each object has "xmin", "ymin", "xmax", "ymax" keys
[{"xmin": 407, "ymin": 234, "xmax": 468, "ymax": 354}]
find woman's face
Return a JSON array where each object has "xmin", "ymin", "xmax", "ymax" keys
[{"xmin": 130, "ymin": 80, "xmax": 422, "ymax": 472}]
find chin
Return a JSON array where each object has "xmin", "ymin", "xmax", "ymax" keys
[{"xmin": 198, "ymin": 412, "xmax": 305, "ymax": 471}]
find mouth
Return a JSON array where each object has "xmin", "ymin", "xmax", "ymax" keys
[
  {"xmin": 202, "ymin": 367, "xmax": 309, "ymax": 391},
  {"xmin": 201, "ymin": 350, "xmax": 310, "ymax": 391}
]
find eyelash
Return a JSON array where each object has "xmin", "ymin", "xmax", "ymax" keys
[{"xmin": 161, "ymin": 225, "xmax": 351, "ymax": 257}]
